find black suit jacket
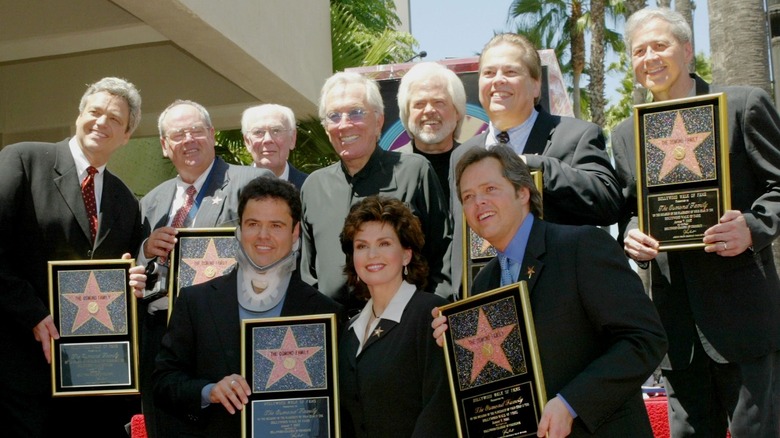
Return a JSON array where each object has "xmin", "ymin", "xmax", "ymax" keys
[
  {"xmin": 612, "ymin": 74, "xmax": 780, "ymax": 367},
  {"xmin": 0, "ymin": 139, "xmax": 142, "ymax": 432},
  {"xmin": 287, "ymin": 163, "xmax": 309, "ymax": 190},
  {"xmin": 153, "ymin": 269, "xmax": 344, "ymax": 437},
  {"xmin": 449, "ymin": 108, "xmax": 622, "ymax": 298},
  {"xmin": 472, "ymin": 220, "xmax": 666, "ymax": 435}
]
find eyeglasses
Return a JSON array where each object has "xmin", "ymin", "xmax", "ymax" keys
[
  {"xmin": 323, "ymin": 108, "xmax": 370, "ymax": 125},
  {"xmin": 166, "ymin": 125, "xmax": 209, "ymax": 143},
  {"xmin": 249, "ymin": 127, "xmax": 291, "ymax": 139}
]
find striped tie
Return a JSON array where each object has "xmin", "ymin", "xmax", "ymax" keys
[{"xmin": 498, "ymin": 254, "xmax": 513, "ymax": 287}]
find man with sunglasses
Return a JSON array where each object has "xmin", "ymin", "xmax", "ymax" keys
[
  {"xmin": 136, "ymin": 99, "xmax": 272, "ymax": 437},
  {"xmin": 299, "ymin": 72, "xmax": 452, "ymax": 312},
  {"xmin": 241, "ymin": 104, "xmax": 308, "ymax": 190}
]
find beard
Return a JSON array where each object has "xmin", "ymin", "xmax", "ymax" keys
[{"xmin": 411, "ymin": 117, "xmax": 457, "ymax": 145}]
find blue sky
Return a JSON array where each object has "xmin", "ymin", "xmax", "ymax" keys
[{"xmin": 408, "ymin": 0, "xmax": 711, "ymax": 107}]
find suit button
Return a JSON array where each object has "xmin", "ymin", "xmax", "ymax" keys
[{"xmin": 87, "ymin": 250, "xmax": 93, "ymax": 258}]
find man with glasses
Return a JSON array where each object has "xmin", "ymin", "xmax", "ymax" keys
[
  {"xmin": 136, "ymin": 99, "xmax": 272, "ymax": 437},
  {"xmin": 300, "ymin": 71, "xmax": 452, "ymax": 312},
  {"xmin": 241, "ymin": 104, "xmax": 308, "ymax": 189}
]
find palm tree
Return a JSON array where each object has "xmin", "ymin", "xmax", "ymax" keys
[
  {"xmin": 709, "ymin": 0, "xmax": 771, "ymax": 93},
  {"xmin": 674, "ymin": 0, "xmax": 696, "ymax": 72},
  {"xmin": 589, "ymin": 0, "xmax": 607, "ymax": 127},
  {"xmin": 508, "ymin": 0, "xmax": 624, "ymax": 121},
  {"xmin": 509, "ymin": 0, "xmax": 587, "ymax": 119}
]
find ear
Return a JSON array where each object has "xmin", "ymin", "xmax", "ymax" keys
[
  {"xmin": 292, "ymin": 222, "xmax": 301, "ymax": 242},
  {"xmin": 683, "ymin": 41, "xmax": 693, "ymax": 67},
  {"xmin": 403, "ymin": 247, "xmax": 412, "ymax": 266},
  {"xmin": 160, "ymin": 137, "xmax": 169, "ymax": 158},
  {"xmin": 290, "ymin": 130, "xmax": 298, "ymax": 150}
]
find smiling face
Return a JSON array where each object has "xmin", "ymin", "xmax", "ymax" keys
[
  {"xmin": 352, "ymin": 221, "xmax": 411, "ymax": 291},
  {"xmin": 407, "ymin": 78, "xmax": 459, "ymax": 153},
  {"xmin": 243, "ymin": 109, "xmax": 296, "ymax": 177},
  {"xmin": 74, "ymin": 91, "xmax": 132, "ymax": 167},
  {"xmin": 459, "ymin": 157, "xmax": 529, "ymax": 252},
  {"xmin": 630, "ymin": 18, "xmax": 693, "ymax": 101},
  {"xmin": 160, "ymin": 104, "xmax": 216, "ymax": 183},
  {"xmin": 478, "ymin": 43, "xmax": 541, "ymax": 130},
  {"xmin": 240, "ymin": 197, "xmax": 299, "ymax": 267},
  {"xmin": 323, "ymin": 82, "xmax": 384, "ymax": 175}
]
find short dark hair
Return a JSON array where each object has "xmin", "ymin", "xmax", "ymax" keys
[
  {"xmin": 340, "ymin": 196, "xmax": 428, "ymax": 300},
  {"xmin": 455, "ymin": 145, "xmax": 543, "ymax": 217},
  {"xmin": 238, "ymin": 176, "xmax": 302, "ymax": 227}
]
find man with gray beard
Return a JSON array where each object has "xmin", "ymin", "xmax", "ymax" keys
[{"xmin": 396, "ymin": 61, "xmax": 466, "ymax": 208}]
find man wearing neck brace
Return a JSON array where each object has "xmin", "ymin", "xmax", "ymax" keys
[{"xmin": 151, "ymin": 176, "xmax": 344, "ymax": 437}]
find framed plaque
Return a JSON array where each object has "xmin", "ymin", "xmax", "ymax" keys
[
  {"xmin": 635, "ymin": 93, "xmax": 731, "ymax": 250},
  {"xmin": 241, "ymin": 314, "xmax": 340, "ymax": 438},
  {"xmin": 169, "ymin": 227, "xmax": 238, "ymax": 310},
  {"xmin": 438, "ymin": 282, "xmax": 546, "ymax": 438},
  {"xmin": 48, "ymin": 259, "xmax": 140, "ymax": 396},
  {"xmin": 462, "ymin": 171, "xmax": 543, "ymax": 297}
]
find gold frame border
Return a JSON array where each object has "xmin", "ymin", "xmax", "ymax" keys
[
  {"xmin": 439, "ymin": 281, "xmax": 547, "ymax": 437},
  {"xmin": 240, "ymin": 313, "xmax": 341, "ymax": 438},
  {"xmin": 48, "ymin": 258, "xmax": 140, "ymax": 397}
]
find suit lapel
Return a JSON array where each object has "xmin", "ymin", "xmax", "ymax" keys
[
  {"xmin": 360, "ymin": 319, "xmax": 398, "ymax": 353},
  {"xmin": 52, "ymin": 143, "xmax": 93, "ymax": 245},
  {"xmin": 518, "ymin": 220, "xmax": 546, "ymax": 292},
  {"xmin": 94, "ymin": 170, "xmax": 120, "ymax": 249},
  {"xmin": 523, "ymin": 110, "xmax": 558, "ymax": 156},
  {"xmin": 206, "ymin": 270, "xmax": 241, "ymax": 364},
  {"xmin": 194, "ymin": 158, "xmax": 229, "ymax": 227}
]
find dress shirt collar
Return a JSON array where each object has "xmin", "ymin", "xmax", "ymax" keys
[
  {"xmin": 175, "ymin": 159, "xmax": 215, "ymax": 195},
  {"xmin": 253, "ymin": 161, "xmax": 290, "ymax": 181},
  {"xmin": 485, "ymin": 108, "xmax": 539, "ymax": 154},
  {"xmin": 497, "ymin": 213, "xmax": 535, "ymax": 268},
  {"xmin": 349, "ymin": 280, "xmax": 416, "ymax": 353}
]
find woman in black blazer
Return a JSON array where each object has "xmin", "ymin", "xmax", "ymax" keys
[{"xmin": 337, "ymin": 196, "xmax": 456, "ymax": 437}]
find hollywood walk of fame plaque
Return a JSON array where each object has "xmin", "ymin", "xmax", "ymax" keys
[
  {"xmin": 462, "ymin": 171, "xmax": 542, "ymax": 297},
  {"xmin": 439, "ymin": 282, "xmax": 545, "ymax": 438},
  {"xmin": 241, "ymin": 314, "xmax": 340, "ymax": 438},
  {"xmin": 169, "ymin": 227, "xmax": 238, "ymax": 312},
  {"xmin": 48, "ymin": 259, "xmax": 140, "ymax": 396},
  {"xmin": 635, "ymin": 93, "xmax": 731, "ymax": 250}
]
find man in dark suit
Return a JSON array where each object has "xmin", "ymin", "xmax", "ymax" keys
[
  {"xmin": 137, "ymin": 99, "xmax": 272, "ymax": 437},
  {"xmin": 241, "ymin": 104, "xmax": 308, "ymax": 189},
  {"xmin": 434, "ymin": 145, "xmax": 666, "ymax": 437},
  {"xmin": 615, "ymin": 8, "xmax": 780, "ymax": 437},
  {"xmin": 152, "ymin": 176, "xmax": 343, "ymax": 436},
  {"xmin": 0, "ymin": 77, "xmax": 145, "ymax": 437},
  {"xmin": 448, "ymin": 33, "xmax": 622, "ymax": 300}
]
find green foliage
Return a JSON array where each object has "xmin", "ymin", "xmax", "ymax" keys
[
  {"xmin": 290, "ymin": 117, "xmax": 339, "ymax": 172},
  {"xmin": 214, "ymin": 130, "xmax": 252, "ymax": 165}
]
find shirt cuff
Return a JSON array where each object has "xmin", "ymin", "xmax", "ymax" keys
[
  {"xmin": 557, "ymin": 393, "xmax": 578, "ymax": 419},
  {"xmin": 201, "ymin": 383, "xmax": 215, "ymax": 408}
]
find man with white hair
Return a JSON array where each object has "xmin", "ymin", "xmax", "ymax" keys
[
  {"xmin": 396, "ymin": 61, "xmax": 467, "ymax": 206},
  {"xmin": 300, "ymin": 71, "xmax": 452, "ymax": 311},
  {"xmin": 241, "ymin": 104, "xmax": 308, "ymax": 189}
]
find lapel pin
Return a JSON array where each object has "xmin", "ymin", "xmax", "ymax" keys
[{"xmin": 526, "ymin": 266, "xmax": 535, "ymax": 279}]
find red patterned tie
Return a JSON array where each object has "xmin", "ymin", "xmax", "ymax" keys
[
  {"xmin": 81, "ymin": 166, "xmax": 99, "ymax": 242},
  {"xmin": 171, "ymin": 185, "xmax": 197, "ymax": 228}
]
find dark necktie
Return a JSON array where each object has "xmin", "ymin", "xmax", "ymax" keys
[
  {"xmin": 498, "ymin": 254, "xmax": 513, "ymax": 287},
  {"xmin": 496, "ymin": 131, "xmax": 510, "ymax": 145},
  {"xmin": 81, "ymin": 166, "xmax": 99, "ymax": 242},
  {"xmin": 171, "ymin": 185, "xmax": 197, "ymax": 228}
]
